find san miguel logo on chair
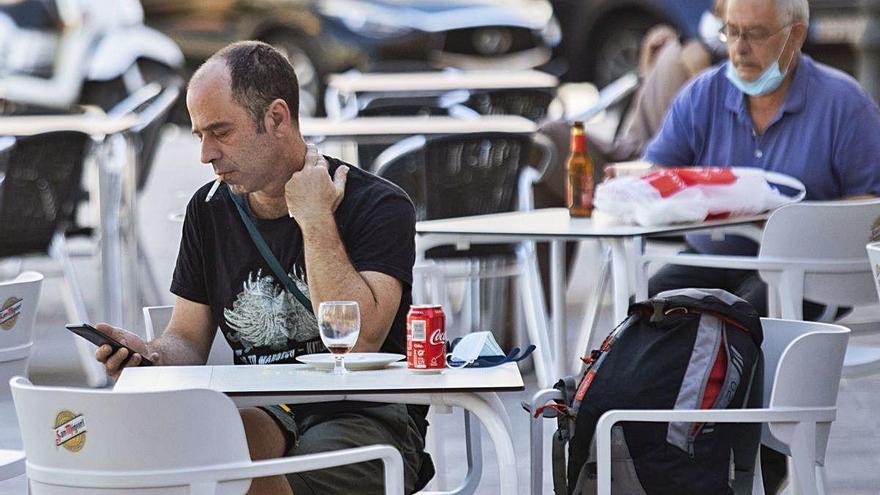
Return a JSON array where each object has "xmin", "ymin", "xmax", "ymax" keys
[
  {"xmin": 0, "ymin": 297, "xmax": 23, "ymax": 330},
  {"xmin": 54, "ymin": 410, "xmax": 86, "ymax": 452}
]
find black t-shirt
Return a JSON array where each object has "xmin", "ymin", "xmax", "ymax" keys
[{"xmin": 171, "ymin": 156, "xmax": 415, "ymax": 365}]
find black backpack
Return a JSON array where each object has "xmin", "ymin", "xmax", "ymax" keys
[{"xmin": 539, "ymin": 288, "xmax": 764, "ymax": 495}]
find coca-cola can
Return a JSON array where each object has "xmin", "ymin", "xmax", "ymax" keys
[{"xmin": 407, "ymin": 304, "xmax": 446, "ymax": 372}]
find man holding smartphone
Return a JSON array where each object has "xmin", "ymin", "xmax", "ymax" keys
[{"xmin": 95, "ymin": 41, "xmax": 431, "ymax": 495}]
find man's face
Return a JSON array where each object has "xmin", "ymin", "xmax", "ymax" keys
[
  {"xmin": 187, "ymin": 62, "xmax": 281, "ymax": 195},
  {"xmin": 724, "ymin": 0, "xmax": 800, "ymax": 82}
]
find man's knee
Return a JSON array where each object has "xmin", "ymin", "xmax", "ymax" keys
[{"xmin": 240, "ymin": 407, "xmax": 287, "ymax": 461}]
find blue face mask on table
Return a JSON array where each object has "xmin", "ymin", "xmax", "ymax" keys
[
  {"xmin": 446, "ymin": 331, "xmax": 535, "ymax": 368},
  {"xmin": 725, "ymin": 27, "xmax": 794, "ymax": 96}
]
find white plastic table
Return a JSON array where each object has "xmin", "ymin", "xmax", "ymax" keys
[
  {"xmin": 325, "ymin": 70, "xmax": 560, "ymax": 118},
  {"xmin": 115, "ymin": 362, "xmax": 524, "ymax": 495},
  {"xmin": 327, "ymin": 70, "xmax": 559, "ymax": 94},
  {"xmin": 300, "ymin": 115, "xmax": 537, "ymax": 140},
  {"xmin": 416, "ymin": 208, "xmax": 768, "ymax": 386}
]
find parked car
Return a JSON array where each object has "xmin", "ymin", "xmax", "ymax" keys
[
  {"xmin": 552, "ymin": 0, "xmax": 865, "ymax": 88},
  {"xmin": 141, "ymin": 0, "xmax": 562, "ymax": 116},
  {"xmin": 549, "ymin": 0, "xmax": 709, "ymax": 87}
]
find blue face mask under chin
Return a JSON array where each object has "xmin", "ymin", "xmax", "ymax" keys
[{"xmin": 725, "ymin": 28, "xmax": 795, "ymax": 96}]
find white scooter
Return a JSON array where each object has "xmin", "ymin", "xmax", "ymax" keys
[{"xmin": 0, "ymin": 0, "xmax": 183, "ymax": 111}]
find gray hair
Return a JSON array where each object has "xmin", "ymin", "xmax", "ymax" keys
[{"xmin": 775, "ymin": 0, "xmax": 809, "ymax": 25}]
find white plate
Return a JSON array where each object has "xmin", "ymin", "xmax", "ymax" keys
[{"xmin": 296, "ymin": 352, "xmax": 405, "ymax": 371}]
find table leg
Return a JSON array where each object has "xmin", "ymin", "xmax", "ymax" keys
[
  {"xmin": 98, "ymin": 135, "xmax": 126, "ymax": 326},
  {"xmin": 357, "ymin": 392, "xmax": 518, "ymax": 495},
  {"xmin": 447, "ymin": 392, "xmax": 517, "ymax": 495},
  {"xmin": 550, "ymin": 240, "xmax": 566, "ymax": 380},
  {"xmin": 608, "ymin": 239, "xmax": 630, "ymax": 325},
  {"xmin": 518, "ymin": 242, "xmax": 553, "ymax": 388},
  {"xmin": 632, "ymin": 236, "xmax": 648, "ymax": 302},
  {"xmin": 571, "ymin": 243, "xmax": 610, "ymax": 375}
]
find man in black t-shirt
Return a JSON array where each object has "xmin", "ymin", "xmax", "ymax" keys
[{"xmin": 95, "ymin": 41, "xmax": 430, "ymax": 494}]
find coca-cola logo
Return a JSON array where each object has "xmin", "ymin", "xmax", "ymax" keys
[{"xmin": 429, "ymin": 329, "xmax": 445, "ymax": 346}]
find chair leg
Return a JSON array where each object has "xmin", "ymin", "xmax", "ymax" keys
[
  {"xmin": 815, "ymin": 464, "xmax": 827, "ymax": 495},
  {"xmin": 788, "ymin": 422, "xmax": 819, "ymax": 495},
  {"xmin": 50, "ymin": 234, "xmax": 108, "ymax": 388}
]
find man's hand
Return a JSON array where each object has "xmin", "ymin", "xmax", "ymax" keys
[
  {"xmin": 285, "ymin": 144, "xmax": 349, "ymax": 225},
  {"xmin": 94, "ymin": 324, "xmax": 159, "ymax": 381},
  {"xmin": 638, "ymin": 24, "xmax": 677, "ymax": 76}
]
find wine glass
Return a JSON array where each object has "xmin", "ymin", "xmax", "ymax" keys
[{"xmin": 318, "ymin": 301, "xmax": 361, "ymax": 375}]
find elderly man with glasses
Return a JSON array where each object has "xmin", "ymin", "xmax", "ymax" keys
[
  {"xmin": 645, "ymin": 0, "xmax": 880, "ymax": 314},
  {"xmin": 644, "ymin": 0, "xmax": 880, "ymax": 491}
]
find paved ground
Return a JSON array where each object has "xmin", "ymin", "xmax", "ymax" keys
[{"xmin": 1, "ymin": 129, "xmax": 879, "ymax": 494}]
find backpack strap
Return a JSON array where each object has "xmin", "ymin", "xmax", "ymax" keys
[{"xmin": 229, "ymin": 191, "xmax": 314, "ymax": 315}]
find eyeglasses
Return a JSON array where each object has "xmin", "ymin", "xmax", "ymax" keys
[{"xmin": 718, "ymin": 23, "xmax": 791, "ymax": 45}]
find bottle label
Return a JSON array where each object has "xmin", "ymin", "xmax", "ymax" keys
[
  {"xmin": 568, "ymin": 172, "xmax": 594, "ymax": 214},
  {"xmin": 570, "ymin": 134, "xmax": 586, "ymax": 153}
]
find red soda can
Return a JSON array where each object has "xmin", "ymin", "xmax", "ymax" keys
[{"xmin": 407, "ymin": 305, "xmax": 446, "ymax": 371}]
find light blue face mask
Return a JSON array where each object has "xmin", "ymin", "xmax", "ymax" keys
[
  {"xmin": 725, "ymin": 27, "xmax": 794, "ymax": 96},
  {"xmin": 447, "ymin": 331, "xmax": 504, "ymax": 367},
  {"xmin": 446, "ymin": 331, "xmax": 536, "ymax": 368}
]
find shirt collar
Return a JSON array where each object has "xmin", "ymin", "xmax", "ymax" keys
[{"xmin": 724, "ymin": 53, "xmax": 811, "ymax": 119}]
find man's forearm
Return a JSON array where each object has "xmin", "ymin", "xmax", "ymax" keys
[
  {"xmin": 300, "ymin": 214, "xmax": 393, "ymax": 351},
  {"xmin": 146, "ymin": 332, "xmax": 210, "ymax": 366}
]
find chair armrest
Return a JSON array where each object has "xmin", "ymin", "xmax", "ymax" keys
[
  {"xmin": 203, "ymin": 445, "xmax": 404, "ymax": 494},
  {"xmin": 640, "ymin": 253, "xmax": 776, "ymax": 271},
  {"xmin": 641, "ymin": 253, "xmax": 869, "ymax": 273},
  {"xmin": 593, "ymin": 407, "xmax": 836, "ymax": 495}
]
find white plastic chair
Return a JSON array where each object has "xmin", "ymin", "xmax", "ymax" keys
[
  {"xmin": 10, "ymin": 376, "xmax": 404, "ymax": 494},
  {"xmin": 0, "ymin": 271, "xmax": 43, "ymax": 481},
  {"xmin": 143, "ymin": 305, "xmax": 234, "ymax": 365},
  {"xmin": 640, "ymin": 199, "xmax": 880, "ymax": 379},
  {"xmin": 528, "ymin": 318, "xmax": 850, "ymax": 495}
]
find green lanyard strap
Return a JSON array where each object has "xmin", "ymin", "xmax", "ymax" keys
[{"xmin": 229, "ymin": 191, "xmax": 314, "ymax": 315}]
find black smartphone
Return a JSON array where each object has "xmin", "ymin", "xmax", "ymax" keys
[{"xmin": 65, "ymin": 323, "xmax": 153, "ymax": 367}]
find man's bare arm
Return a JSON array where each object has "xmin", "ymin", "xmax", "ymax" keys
[
  {"xmin": 300, "ymin": 216, "xmax": 402, "ymax": 352},
  {"xmin": 146, "ymin": 296, "xmax": 216, "ymax": 365}
]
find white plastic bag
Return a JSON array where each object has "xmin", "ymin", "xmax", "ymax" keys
[{"xmin": 594, "ymin": 167, "xmax": 796, "ymax": 226}]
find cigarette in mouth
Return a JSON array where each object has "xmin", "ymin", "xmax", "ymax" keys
[{"xmin": 205, "ymin": 177, "xmax": 221, "ymax": 202}]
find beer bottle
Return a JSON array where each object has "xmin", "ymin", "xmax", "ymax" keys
[{"xmin": 566, "ymin": 121, "xmax": 594, "ymax": 217}]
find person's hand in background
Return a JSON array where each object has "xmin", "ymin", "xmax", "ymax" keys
[{"xmin": 638, "ymin": 24, "xmax": 678, "ymax": 77}]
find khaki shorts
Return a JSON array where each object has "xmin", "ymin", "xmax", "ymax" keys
[{"xmin": 262, "ymin": 403, "xmax": 427, "ymax": 494}]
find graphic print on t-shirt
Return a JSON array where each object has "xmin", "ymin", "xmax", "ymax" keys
[{"xmin": 223, "ymin": 268, "xmax": 321, "ymax": 364}]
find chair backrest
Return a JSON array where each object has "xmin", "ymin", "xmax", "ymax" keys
[
  {"xmin": 568, "ymin": 71, "xmax": 640, "ymax": 124},
  {"xmin": 0, "ymin": 272, "xmax": 42, "ymax": 400},
  {"xmin": 374, "ymin": 131, "xmax": 551, "ymax": 220},
  {"xmin": 0, "ymin": 131, "xmax": 90, "ymax": 258},
  {"xmin": 10, "ymin": 376, "xmax": 251, "ymax": 494},
  {"xmin": 465, "ymin": 88, "xmax": 556, "ymax": 122},
  {"xmin": 758, "ymin": 200, "xmax": 880, "ymax": 307},
  {"xmin": 759, "ymin": 318, "xmax": 849, "ymax": 461},
  {"xmin": 143, "ymin": 305, "xmax": 234, "ymax": 366}
]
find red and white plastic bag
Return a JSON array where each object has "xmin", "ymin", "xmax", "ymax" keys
[{"xmin": 594, "ymin": 167, "xmax": 801, "ymax": 226}]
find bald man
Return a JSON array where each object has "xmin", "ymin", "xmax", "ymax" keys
[{"xmin": 94, "ymin": 41, "xmax": 431, "ymax": 495}]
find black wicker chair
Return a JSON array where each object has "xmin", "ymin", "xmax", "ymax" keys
[
  {"xmin": 464, "ymin": 87, "xmax": 556, "ymax": 122},
  {"xmin": 373, "ymin": 131, "xmax": 552, "ymax": 335},
  {"xmin": 0, "ymin": 131, "xmax": 108, "ymax": 386}
]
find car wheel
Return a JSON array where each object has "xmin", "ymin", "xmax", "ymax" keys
[
  {"xmin": 263, "ymin": 31, "xmax": 322, "ymax": 117},
  {"xmin": 591, "ymin": 15, "xmax": 658, "ymax": 88}
]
